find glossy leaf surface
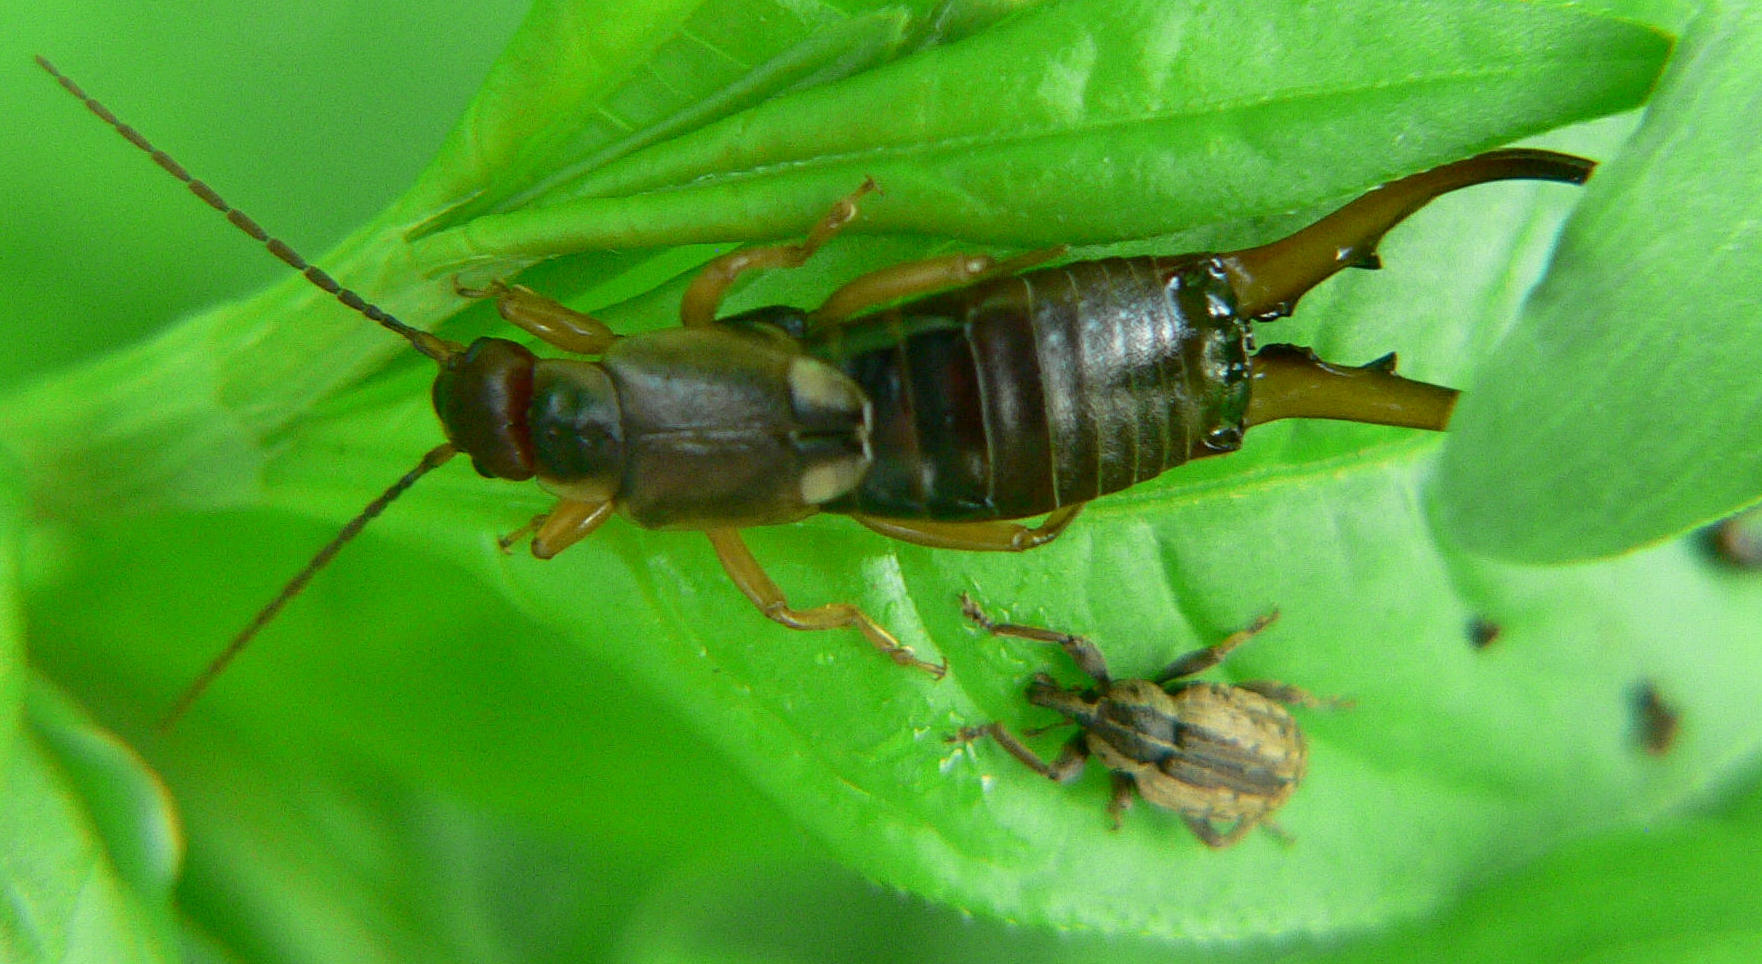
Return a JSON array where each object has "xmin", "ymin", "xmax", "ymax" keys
[{"xmin": 1436, "ymin": 0, "xmax": 1762, "ymax": 561}]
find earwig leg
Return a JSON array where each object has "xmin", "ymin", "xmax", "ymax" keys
[
  {"xmin": 1245, "ymin": 344, "xmax": 1459, "ymax": 431},
  {"xmin": 951, "ymin": 724, "xmax": 1089, "ymax": 783},
  {"xmin": 810, "ymin": 246, "xmax": 1068, "ymax": 325},
  {"xmin": 1184, "ymin": 815, "xmax": 1257, "ymax": 850},
  {"xmin": 705, "ymin": 528, "xmax": 945, "ymax": 677},
  {"xmin": 456, "ymin": 280, "xmax": 618, "ymax": 354},
  {"xmin": 497, "ymin": 514, "xmax": 546, "ymax": 554},
  {"xmin": 1217, "ymin": 149, "xmax": 1594, "ymax": 318},
  {"xmin": 960, "ymin": 593, "xmax": 1111, "ymax": 683},
  {"xmin": 852, "ymin": 504, "xmax": 1085, "ymax": 553},
  {"xmin": 1153, "ymin": 610, "xmax": 1280, "ymax": 684},
  {"xmin": 1107, "ymin": 772, "xmax": 1136, "ymax": 830},
  {"xmin": 528, "ymin": 500, "xmax": 616, "ymax": 559},
  {"xmin": 1238, "ymin": 680, "xmax": 1354, "ymax": 711},
  {"xmin": 679, "ymin": 180, "xmax": 878, "ymax": 327}
]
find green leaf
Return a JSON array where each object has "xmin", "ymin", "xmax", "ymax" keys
[
  {"xmin": 256, "ymin": 388, "xmax": 1762, "ymax": 938},
  {"xmin": 1311, "ymin": 794, "xmax": 1762, "ymax": 964},
  {"xmin": 29, "ymin": 508, "xmax": 817, "ymax": 963},
  {"xmin": 413, "ymin": 0, "xmax": 1669, "ymax": 269},
  {"xmin": 1435, "ymin": 0, "xmax": 1762, "ymax": 561},
  {"xmin": 607, "ymin": 790, "xmax": 1762, "ymax": 964},
  {"xmin": 11, "ymin": 0, "xmax": 1761, "ymax": 956},
  {"xmin": 407, "ymin": 0, "xmax": 1022, "ymax": 226},
  {"xmin": 1, "ymin": 682, "xmax": 183, "ymax": 964}
]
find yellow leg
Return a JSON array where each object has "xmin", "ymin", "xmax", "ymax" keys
[
  {"xmin": 496, "ymin": 514, "xmax": 545, "ymax": 554},
  {"xmin": 457, "ymin": 280, "xmax": 619, "ymax": 354},
  {"xmin": 852, "ymin": 505, "xmax": 1084, "ymax": 552},
  {"xmin": 960, "ymin": 592, "xmax": 1111, "ymax": 682},
  {"xmin": 704, "ymin": 528, "xmax": 945, "ymax": 677},
  {"xmin": 678, "ymin": 180, "xmax": 877, "ymax": 327},
  {"xmin": 1152, "ymin": 610, "xmax": 1280, "ymax": 683},
  {"xmin": 526, "ymin": 499, "xmax": 616, "ymax": 559},
  {"xmin": 949, "ymin": 724, "xmax": 1088, "ymax": 783},
  {"xmin": 1184, "ymin": 815, "xmax": 1259, "ymax": 850},
  {"xmin": 810, "ymin": 246, "xmax": 1067, "ymax": 325},
  {"xmin": 1107, "ymin": 773, "xmax": 1137, "ymax": 830}
]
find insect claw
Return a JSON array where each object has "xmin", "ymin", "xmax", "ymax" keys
[
  {"xmin": 946, "ymin": 725, "xmax": 986, "ymax": 745},
  {"xmin": 958, "ymin": 592, "xmax": 994, "ymax": 630},
  {"xmin": 453, "ymin": 277, "xmax": 509, "ymax": 300}
]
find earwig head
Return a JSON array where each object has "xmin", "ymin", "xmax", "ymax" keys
[{"xmin": 432, "ymin": 337, "xmax": 539, "ymax": 480}]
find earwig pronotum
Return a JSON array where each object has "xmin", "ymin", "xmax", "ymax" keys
[{"xmin": 37, "ymin": 58, "xmax": 1594, "ymax": 723}]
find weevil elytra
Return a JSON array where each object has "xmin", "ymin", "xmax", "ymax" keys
[
  {"xmin": 37, "ymin": 57, "xmax": 1593, "ymax": 722},
  {"xmin": 950, "ymin": 595, "xmax": 1346, "ymax": 848}
]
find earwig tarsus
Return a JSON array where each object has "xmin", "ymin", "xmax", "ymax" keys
[{"xmin": 36, "ymin": 57, "xmax": 1595, "ymax": 722}]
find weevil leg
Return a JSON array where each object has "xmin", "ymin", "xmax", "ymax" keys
[
  {"xmin": 852, "ymin": 504, "xmax": 1085, "ymax": 553},
  {"xmin": 1217, "ymin": 149, "xmax": 1594, "ymax": 318},
  {"xmin": 951, "ymin": 724, "xmax": 1089, "ymax": 782},
  {"xmin": 456, "ymin": 280, "xmax": 619, "ymax": 354},
  {"xmin": 1238, "ymin": 680, "xmax": 1354, "ymax": 711},
  {"xmin": 705, "ymin": 528, "xmax": 945, "ymax": 677},
  {"xmin": 810, "ymin": 246, "xmax": 1068, "ymax": 325},
  {"xmin": 1258, "ymin": 820, "xmax": 1296, "ymax": 847},
  {"xmin": 959, "ymin": 592, "xmax": 1111, "ymax": 683},
  {"xmin": 1153, "ymin": 610, "xmax": 1280, "ymax": 684},
  {"xmin": 1107, "ymin": 772, "xmax": 1137, "ymax": 830},
  {"xmin": 526, "ymin": 500, "xmax": 616, "ymax": 559},
  {"xmin": 1184, "ymin": 815, "xmax": 1257, "ymax": 850},
  {"xmin": 679, "ymin": 180, "xmax": 878, "ymax": 327},
  {"xmin": 1245, "ymin": 344, "xmax": 1459, "ymax": 432}
]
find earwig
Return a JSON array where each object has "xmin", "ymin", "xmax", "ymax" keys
[{"xmin": 38, "ymin": 57, "xmax": 1595, "ymax": 722}]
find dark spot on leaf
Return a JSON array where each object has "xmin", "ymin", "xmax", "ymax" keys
[
  {"xmin": 1630, "ymin": 681, "xmax": 1680, "ymax": 757},
  {"xmin": 1704, "ymin": 510, "xmax": 1762, "ymax": 569},
  {"xmin": 1467, "ymin": 617, "xmax": 1502, "ymax": 650}
]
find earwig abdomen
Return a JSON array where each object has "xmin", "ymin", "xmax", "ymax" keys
[{"xmin": 806, "ymin": 256, "xmax": 1251, "ymax": 521}]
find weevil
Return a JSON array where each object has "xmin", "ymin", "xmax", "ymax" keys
[
  {"xmin": 949, "ymin": 595, "xmax": 1345, "ymax": 848},
  {"xmin": 36, "ymin": 58, "xmax": 1594, "ymax": 722}
]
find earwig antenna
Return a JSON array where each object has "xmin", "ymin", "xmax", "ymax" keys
[
  {"xmin": 160, "ymin": 444, "xmax": 459, "ymax": 730},
  {"xmin": 34, "ymin": 56, "xmax": 458, "ymax": 364}
]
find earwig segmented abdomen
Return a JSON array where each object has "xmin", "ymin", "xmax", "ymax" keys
[{"xmin": 806, "ymin": 256, "xmax": 1252, "ymax": 521}]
